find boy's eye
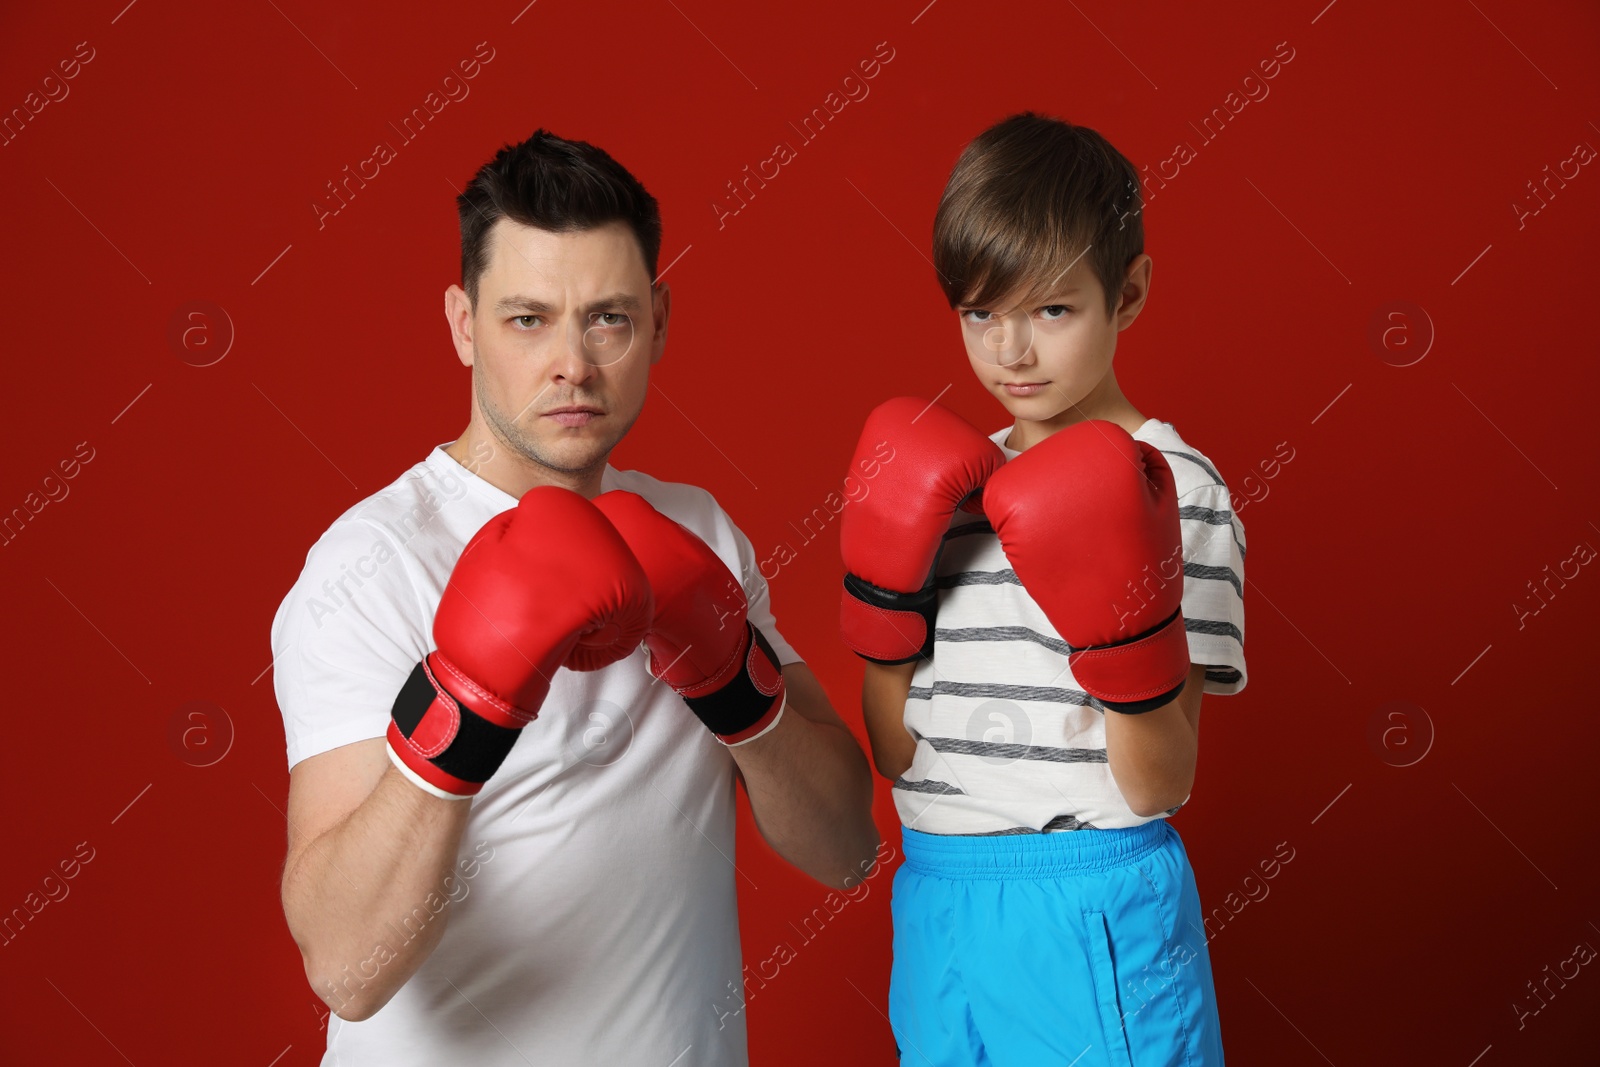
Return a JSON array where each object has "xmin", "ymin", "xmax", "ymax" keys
[{"xmin": 961, "ymin": 306, "xmax": 1072, "ymax": 323}]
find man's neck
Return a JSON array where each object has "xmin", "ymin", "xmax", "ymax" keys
[{"xmin": 444, "ymin": 432, "xmax": 605, "ymax": 501}]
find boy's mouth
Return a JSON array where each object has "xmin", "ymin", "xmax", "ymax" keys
[{"xmin": 1002, "ymin": 382, "xmax": 1049, "ymax": 396}]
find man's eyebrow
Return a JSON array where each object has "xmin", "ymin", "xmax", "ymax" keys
[{"xmin": 493, "ymin": 292, "xmax": 644, "ymax": 314}]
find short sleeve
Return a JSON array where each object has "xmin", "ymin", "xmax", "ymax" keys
[
  {"xmin": 269, "ymin": 520, "xmax": 431, "ymax": 769},
  {"xmin": 723, "ymin": 513, "xmax": 800, "ymax": 667},
  {"xmin": 1177, "ymin": 482, "xmax": 1248, "ymax": 695}
]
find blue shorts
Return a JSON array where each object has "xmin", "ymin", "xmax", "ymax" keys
[{"xmin": 888, "ymin": 820, "xmax": 1224, "ymax": 1066}]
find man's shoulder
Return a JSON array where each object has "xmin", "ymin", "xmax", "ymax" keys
[
  {"xmin": 339, "ymin": 450, "xmax": 483, "ymax": 529},
  {"xmin": 282, "ymin": 450, "xmax": 490, "ymax": 605},
  {"xmin": 292, "ymin": 458, "xmax": 431, "ymax": 560},
  {"xmin": 1133, "ymin": 418, "xmax": 1230, "ymax": 498},
  {"xmin": 606, "ymin": 466, "xmax": 753, "ymax": 577},
  {"xmin": 607, "ymin": 466, "xmax": 726, "ymax": 526},
  {"xmin": 305, "ymin": 449, "xmax": 495, "ymax": 553}
]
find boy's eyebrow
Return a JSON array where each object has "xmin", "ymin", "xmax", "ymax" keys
[
  {"xmin": 493, "ymin": 292, "xmax": 643, "ymax": 314},
  {"xmin": 962, "ymin": 286, "xmax": 1082, "ymax": 308}
]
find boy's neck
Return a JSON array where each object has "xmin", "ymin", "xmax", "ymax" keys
[{"xmin": 1004, "ymin": 387, "xmax": 1148, "ymax": 453}]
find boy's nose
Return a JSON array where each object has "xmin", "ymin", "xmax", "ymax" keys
[{"xmin": 982, "ymin": 314, "xmax": 1036, "ymax": 367}]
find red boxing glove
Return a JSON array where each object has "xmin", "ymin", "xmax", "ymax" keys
[
  {"xmin": 387, "ymin": 486, "xmax": 654, "ymax": 798},
  {"xmin": 838, "ymin": 397, "xmax": 1006, "ymax": 664},
  {"xmin": 983, "ymin": 420, "xmax": 1190, "ymax": 714},
  {"xmin": 593, "ymin": 490, "xmax": 787, "ymax": 746}
]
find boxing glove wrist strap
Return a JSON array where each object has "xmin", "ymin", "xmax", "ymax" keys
[
  {"xmin": 840, "ymin": 572, "xmax": 937, "ymax": 665},
  {"xmin": 676, "ymin": 622, "xmax": 787, "ymax": 746},
  {"xmin": 385, "ymin": 655, "xmax": 527, "ymax": 799},
  {"xmin": 1070, "ymin": 607, "xmax": 1191, "ymax": 715}
]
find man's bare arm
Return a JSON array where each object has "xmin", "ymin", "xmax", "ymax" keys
[
  {"xmin": 280, "ymin": 738, "xmax": 471, "ymax": 1022},
  {"xmin": 727, "ymin": 662, "xmax": 879, "ymax": 889}
]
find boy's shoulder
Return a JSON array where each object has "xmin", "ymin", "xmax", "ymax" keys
[{"xmin": 1130, "ymin": 418, "xmax": 1230, "ymax": 499}]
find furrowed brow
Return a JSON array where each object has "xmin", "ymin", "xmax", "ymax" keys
[{"xmin": 493, "ymin": 292, "xmax": 643, "ymax": 315}]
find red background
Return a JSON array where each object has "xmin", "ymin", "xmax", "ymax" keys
[{"xmin": 3, "ymin": 0, "xmax": 1598, "ymax": 1063}]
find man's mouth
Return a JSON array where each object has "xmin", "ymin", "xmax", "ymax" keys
[{"xmin": 544, "ymin": 404, "xmax": 604, "ymax": 427}]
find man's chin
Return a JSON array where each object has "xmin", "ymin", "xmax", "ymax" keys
[{"xmin": 531, "ymin": 433, "xmax": 614, "ymax": 473}]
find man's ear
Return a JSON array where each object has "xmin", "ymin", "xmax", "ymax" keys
[
  {"xmin": 445, "ymin": 284, "xmax": 476, "ymax": 367},
  {"xmin": 650, "ymin": 283, "xmax": 671, "ymax": 365}
]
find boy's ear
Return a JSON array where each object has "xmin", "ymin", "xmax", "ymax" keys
[{"xmin": 1115, "ymin": 254, "xmax": 1153, "ymax": 329}]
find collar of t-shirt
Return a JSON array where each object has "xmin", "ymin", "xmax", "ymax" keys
[{"xmin": 990, "ymin": 418, "xmax": 1160, "ymax": 460}]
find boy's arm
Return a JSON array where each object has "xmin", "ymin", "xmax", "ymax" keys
[
  {"xmin": 861, "ymin": 660, "xmax": 917, "ymax": 780},
  {"xmin": 1106, "ymin": 472, "xmax": 1246, "ymax": 816},
  {"xmin": 1104, "ymin": 661, "xmax": 1205, "ymax": 817}
]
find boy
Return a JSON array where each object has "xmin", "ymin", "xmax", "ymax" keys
[{"xmin": 841, "ymin": 112, "xmax": 1248, "ymax": 1065}]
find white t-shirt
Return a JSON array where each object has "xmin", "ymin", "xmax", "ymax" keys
[
  {"xmin": 893, "ymin": 418, "xmax": 1248, "ymax": 836},
  {"xmin": 269, "ymin": 445, "xmax": 797, "ymax": 1066}
]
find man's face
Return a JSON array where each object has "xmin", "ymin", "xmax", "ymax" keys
[
  {"xmin": 459, "ymin": 218, "xmax": 664, "ymax": 476},
  {"xmin": 957, "ymin": 259, "xmax": 1140, "ymax": 423}
]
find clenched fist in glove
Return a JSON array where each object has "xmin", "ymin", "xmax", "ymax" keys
[
  {"xmin": 386, "ymin": 486, "xmax": 655, "ymax": 799},
  {"xmin": 838, "ymin": 397, "xmax": 1005, "ymax": 664},
  {"xmin": 983, "ymin": 420, "xmax": 1190, "ymax": 714},
  {"xmin": 594, "ymin": 490, "xmax": 787, "ymax": 746}
]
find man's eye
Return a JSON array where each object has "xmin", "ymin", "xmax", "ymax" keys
[
  {"xmin": 593, "ymin": 312, "xmax": 629, "ymax": 327},
  {"xmin": 513, "ymin": 315, "xmax": 541, "ymax": 328}
]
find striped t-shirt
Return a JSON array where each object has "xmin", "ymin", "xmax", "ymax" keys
[{"xmin": 893, "ymin": 418, "xmax": 1248, "ymax": 836}]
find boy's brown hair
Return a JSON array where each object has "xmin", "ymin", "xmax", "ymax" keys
[{"xmin": 932, "ymin": 111, "xmax": 1142, "ymax": 321}]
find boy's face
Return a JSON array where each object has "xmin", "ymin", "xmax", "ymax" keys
[{"xmin": 957, "ymin": 255, "xmax": 1150, "ymax": 426}]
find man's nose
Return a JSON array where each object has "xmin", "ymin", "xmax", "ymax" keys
[{"xmin": 553, "ymin": 316, "xmax": 599, "ymax": 380}]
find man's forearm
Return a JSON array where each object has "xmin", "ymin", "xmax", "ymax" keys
[
  {"xmin": 1104, "ymin": 700, "xmax": 1198, "ymax": 817},
  {"xmin": 282, "ymin": 765, "xmax": 472, "ymax": 1021},
  {"xmin": 730, "ymin": 707, "xmax": 879, "ymax": 888}
]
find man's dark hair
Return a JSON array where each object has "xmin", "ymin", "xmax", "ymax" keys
[
  {"xmin": 455, "ymin": 129, "xmax": 663, "ymax": 307},
  {"xmin": 932, "ymin": 111, "xmax": 1143, "ymax": 321}
]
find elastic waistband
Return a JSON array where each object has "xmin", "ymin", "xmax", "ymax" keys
[{"xmin": 899, "ymin": 820, "xmax": 1171, "ymax": 880}]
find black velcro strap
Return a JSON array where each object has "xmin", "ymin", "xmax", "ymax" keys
[
  {"xmin": 1095, "ymin": 605, "xmax": 1183, "ymax": 651},
  {"xmin": 390, "ymin": 659, "xmax": 523, "ymax": 785},
  {"xmin": 683, "ymin": 624, "xmax": 782, "ymax": 737},
  {"xmin": 1092, "ymin": 680, "xmax": 1186, "ymax": 716}
]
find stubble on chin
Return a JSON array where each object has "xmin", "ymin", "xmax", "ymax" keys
[
  {"xmin": 499, "ymin": 415, "xmax": 607, "ymax": 476},
  {"xmin": 476, "ymin": 362, "xmax": 648, "ymax": 477},
  {"xmin": 491, "ymin": 400, "xmax": 642, "ymax": 479}
]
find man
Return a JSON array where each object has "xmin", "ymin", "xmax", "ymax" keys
[{"xmin": 270, "ymin": 129, "xmax": 879, "ymax": 1065}]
